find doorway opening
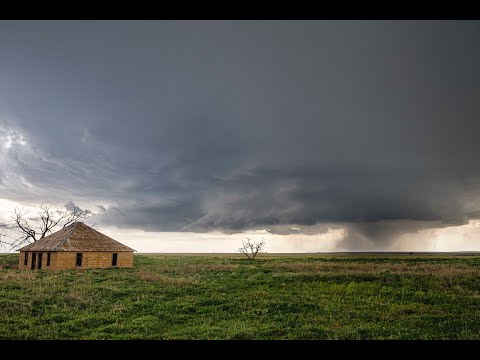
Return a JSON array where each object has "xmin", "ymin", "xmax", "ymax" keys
[
  {"xmin": 31, "ymin": 253, "xmax": 36, "ymax": 270},
  {"xmin": 76, "ymin": 253, "xmax": 82, "ymax": 267},
  {"xmin": 37, "ymin": 253, "xmax": 43, "ymax": 269}
]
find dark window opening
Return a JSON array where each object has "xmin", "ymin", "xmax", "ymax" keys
[
  {"xmin": 76, "ymin": 253, "xmax": 82, "ymax": 267},
  {"xmin": 24, "ymin": 253, "xmax": 28, "ymax": 266},
  {"xmin": 31, "ymin": 253, "xmax": 36, "ymax": 270},
  {"xmin": 47, "ymin": 253, "xmax": 51, "ymax": 267},
  {"xmin": 37, "ymin": 253, "xmax": 42, "ymax": 269},
  {"xmin": 112, "ymin": 253, "xmax": 118, "ymax": 267}
]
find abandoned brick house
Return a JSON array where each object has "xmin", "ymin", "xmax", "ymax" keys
[{"xmin": 18, "ymin": 222, "xmax": 135, "ymax": 270}]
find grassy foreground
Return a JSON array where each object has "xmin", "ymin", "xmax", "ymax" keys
[{"xmin": 1, "ymin": 253, "xmax": 480, "ymax": 339}]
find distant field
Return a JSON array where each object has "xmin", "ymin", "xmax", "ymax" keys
[{"xmin": 1, "ymin": 253, "xmax": 480, "ymax": 339}]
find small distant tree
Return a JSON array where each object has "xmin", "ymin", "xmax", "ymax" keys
[{"xmin": 238, "ymin": 238, "xmax": 266, "ymax": 260}]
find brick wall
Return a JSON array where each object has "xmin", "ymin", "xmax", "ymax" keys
[{"xmin": 19, "ymin": 251, "xmax": 134, "ymax": 270}]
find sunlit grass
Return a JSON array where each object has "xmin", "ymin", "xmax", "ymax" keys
[{"xmin": 1, "ymin": 253, "xmax": 480, "ymax": 339}]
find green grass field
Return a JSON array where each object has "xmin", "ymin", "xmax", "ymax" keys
[{"xmin": 1, "ymin": 253, "xmax": 480, "ymax": 339}]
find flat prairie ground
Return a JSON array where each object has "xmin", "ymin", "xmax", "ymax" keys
[{"xmin": 1, "ymin": 253, "xmax": 480, "ymax": 339}]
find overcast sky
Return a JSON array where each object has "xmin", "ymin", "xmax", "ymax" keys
[{"xmin": 1, "ymin": 20, "xmax": 480, "ymax": 252}]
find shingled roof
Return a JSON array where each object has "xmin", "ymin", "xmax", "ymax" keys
[{"xmin": 18, "ymin": 222, "xmax": 135, "ymax": 252}]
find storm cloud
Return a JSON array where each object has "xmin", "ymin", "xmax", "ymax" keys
[{"xmin": 1, "ymin": 20, "xmax": 480, "ymax": 248}]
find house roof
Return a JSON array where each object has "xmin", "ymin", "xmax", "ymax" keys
[{"xmin": 18, "ymin": 222, "xmax": 135, "ymax": 252}]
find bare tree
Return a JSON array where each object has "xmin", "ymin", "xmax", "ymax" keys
[
  {"xmin": 238, "ymin": 238, "xmax": 266, "ymax": 260},
  {"xmin": 0, "ymin": 204, "xmax": 88, "ymax": 250}
]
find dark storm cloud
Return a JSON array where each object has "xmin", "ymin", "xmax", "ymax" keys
[{"xmin": 1, "ymin": 21, "xmax": 480, "ymax": 246}]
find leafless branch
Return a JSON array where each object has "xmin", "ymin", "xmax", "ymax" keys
[
  {"xmin": 0, "ymin": 226, "xmax": 8, "ymax": 247},
  {"xmin": 1, "ymin": 203, "xmax": 89, "ymax": 250},
  {"xmin": 238, "ymin": 238, "xmax": 266, "ymax": 260}
]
